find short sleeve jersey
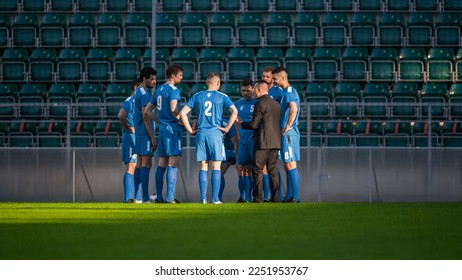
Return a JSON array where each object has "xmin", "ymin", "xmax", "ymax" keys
[
  {"xmin": 121, "ymin": 95, "xmax": 135, "ymax": 134},
  {"xmin": 280, "ymin": 86, "xmax": 300, "ymax": 133},
  {"xmin": 269, "ymin": 85, "xmax": 284, "ymax": 103},
  {"xmin": 151, "ymin": 83, "xmax": 181, "ymax": 129},
  {"xmin": 234, "ymin": 98, "xmax": 257, "ymax": 144},
  {"xmin": 134, "ymin": 86, "xmax": 154, "ymax": 137}
]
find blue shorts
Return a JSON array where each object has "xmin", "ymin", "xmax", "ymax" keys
[
  {"xmin": 237, "ymin": 142, "xmax": 254, "ymax": 166},
  {"xmin": 223, "ymin": 150, "xmax": 236, "ymax": 165},
  {"xmin": 281, "ymin": 131, "xmax": 300, "ymax": 163},
  {"xmin": 135, "ymin": 134, "xmax": 155, "ymax": 157},
  {"xmin": 122, "ymin": 132, "xmax": 137, "ymax": 164},
  {"xmin": 157, "ymin": 125, "xmax": 183, "ymax": 157},
  {"xmin": 195, "ymin": 132, "xmax": 225, "ymax": 162}
]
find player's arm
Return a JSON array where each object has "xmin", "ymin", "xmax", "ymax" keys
[
  {"xmin": 218, "ymin": 105, "xmax": 238, "ymax": 134},
  {"xmin": 170, "ymin": 99, "xmax": 180, "ymax": 119},
  {"xmin": 142, "ymin": 105, "xmax": 157, "ymax": 149},
  {"xmin": 241, "ymin": 102, "xmax": 263, "ymax": 130},
  {"xmin": 179, "ymin": 105, "xmax": 195, "ymax": 134},
  {"xmin": 144, "ymin": 101, "xmax": 160, "ymax": 124},
  {"xmin": 118, "ymin": 108, "xmax": 133, "ymax": 133},
  {"xmin": 282, "ymin": 101, "xmax": 297, "ymax": 136}
]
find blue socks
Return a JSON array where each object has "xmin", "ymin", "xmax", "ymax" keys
[
  {"xmin": 123, "ymin": 173, "xmax": 134, "ymax": 202},
  {"xmin": 166, "ymin": 166, "xmax": 177, "ymax": 202},
  {"xmin": 219, "ymin": 175, "xmax": 225, "ymax": 202},
  {"xmin": 140, "ymin": 167, "xmax": 150, "ymax": 202},
  {"xmin": 263, "ymin": 174, "xmax": 270, "ymax": 201},
  {"xmin": 238, "ymin": 176, "xmax": 245, "ymax": 200},
  {"xmin": 199, "ymin": 170, "xmax": 208, "ymax": 200},
  {"xmin": 244, "ymin": 176, "xmax": 252, "ymax": 201},
  {"xmin": 287, "ymin": 168, "xmax": 300, "ymax": 201},
  {"xmin": 134, "ymin": 168, "xmax": 141, "ymax": 201},
  {"xmin": 155, "ymin": 166, "xmax": 166, "ymax": 201},
  {"xmin": 285, "ymin": 170, "xmax": 293, "ymax": 202},
  {"xmin": 211, "ymin": 170, "xmax": 221, "ymax": 203}
]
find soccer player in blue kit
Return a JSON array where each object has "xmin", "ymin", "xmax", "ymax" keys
[
  {"xmin": 234, "ymin": 79, "xmax": 257, "ymax": 202},
  {"xmin": 118, "ymin": 78, "xmax": 142, "ymax": 203},
  {"xmin": 272, "ymin": 67, "xmax": 301, "ymax": 203},
  {"xmin": 144, "ymin": 64, "xmax": 184, "ymax": 203},
  {"xmin": 179, "ymin": 72, "xmax": 238, "ymax": 204},
  {"xmin": 134, "ymin": 67, "xmax": 157, "ymax": 203},
  {"xmin": 219, "ymin": 115, "xmax": 239, "ymax": 202}
]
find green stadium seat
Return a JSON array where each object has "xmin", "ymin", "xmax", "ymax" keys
[
  {"xmin": 57, "ymin": 48, "xmax": 85, "ymax": 82},
  {"xmin": 70, "ymin": 120, "xmax": 94, "ymax": 147},
  {"xmin": 76, "ymin": 83, "xmax": 104, "ymax": 118},
  {"xmin": 48, "ymin": 83, "xmax": 76, "ymax": 118},
  {"xmin": 383, "ymin": 119, "xmax": 411, "ymax": 147},
  {"xmin": 440, "ymin": 120, "xmax": 462, "ymax": 147},
  {"xmin": 105, "ymin": 0, "xmax": 131, "ymax": 12},
  {"xmin": 0, "ymin": 0, "xmax": 18, "ymax": 12},
  {"xmin": 0, "ymin": 14, "xmax": 11, "ymax": 48},
  {"xmin": 341, "ymin": 47, "xmax": 368, "ymax": 81},
  {"xmin": 265, "ymin": 13, "xmax": 292, "ymax": 47},
  {"xmin": 354, "ymin": 120, "xmax": 383, "ymax": 147},
  {"xmin": 391, "ymin": 82, "xmax": 419, "ymax": 117},
  {"xmin": 302, "ymin": 0, "xmax": 326, "ymax": 11},
  {"xmin": 133, "ymin": 0, "xmax": 154, "ymax": 12},
  {"xmin": 274, "ymin": 0, "xmax": 298, "ymax": 11},
  {"xmin": 443, "ymin": 0, "xmax": 462, "ymax": 11},
  {"xmin": 227, "ymin": 47, "xmax": 255, "ymax": 81},
  {"xmin": 198, "ymin": 48, "xmax": 226, "ymax": 81},
  {"xmin": 0, "ymin": 122, "xmax": 8, "ymax": 147},
  {"xmin": 68, "ymin": 14, "xmax": 95, "ymax": 47},
  {"xmin": 49, "ymin": 0, "xmax": 74, "ymax": 12},
  {"xmin": 398, "ymin": 47, "xmax": 426, "ymax": 82},
  {"xmin": 363, "ymin": 83, "xmax": 390, "ymax": 117},
  {"xmin": 449, "ymin": 83, "xmax": 462, "ymax": 117},
  {"xmin": 369, "ymin": 47, "xmax": 397, "ymax": 82},
  {"xmin": 237, "ymin": 13, "xmax": 264, "ymax": 47},
  {"xmin": 39, "ymin": 14, "xmax": 66, "ymax": 47},
  {"xmin": 209, "ymin": 13, "xmax": 235, "ymax": 47},
  {"xmin": 308, "ymin": 120, "xmax": 325, "ymax": 147},
  {"xmin": 114, "ymin": 48, "xmax": 142, "ymax": 82},
  {"xmin": 420, "ymin": 83, "xmax": 448, "ymax": 118},
  {"xmin": 96, "ymin": 13, "xmax": 123, "ymax": 47},
  {"xmin": 23, "ymin": 0, "xmax": 46, "ymax": 12},
  {"xmin": 378, "ymin": 13, "xmax": 405, "ymax": 46},
  {"xmin": 325, "ymin": 119, "xmax": 353, "ymax": 147},
  {"xmin": 30, "ymin": 48, "xmax": 57, "ymax": 82},
  {"xmin": 180, "ymin": 13, "xmax": 208, "ymax": 47},
  {"xmin": 18, "ymin": 83, "xmax": 47, "ymax": 118},
  {"xmin": 77, "ymin": 0, "xmax": 101, "ymax": 12},
  {"xmin": 125, "ymin": 13, "xmax": 151, "ymax": 47},
  {"xmin": 105, "ymin": 83, "xmax": 133, "ymax": 118},
  {"xmin": 0, "ymin": 83, "xmax": 18, "ymax": 118},
  {"xmin": 171, "ymin": 48, "xmax": 199, "ymax": 82},
  {"xmin": 12, "ymin": 14, "xmax": 38, "ymax": 47},
  {"xmin": 191, "ymin": 83, "xmax": 208, "ymax": 95},
  {"xmin": 330, "ymin": 0, "xmax": 354, "ymax": 11},
  {"xmin": 406, "ymin": 13, "xmax": 433, "ymax": 46},
  {"xmin": 255, "ymin": 48, "xmax": 283, "ymax": 78},
  {"xmin": 9, "ymin": 119, "xmax": 37, "ymax": 147},
  {"xmin": 1, "ymin": 48, "xmax": 29, "ymax": 82},
  {"xmin": 86, "ymin": 48, "xmax": 113, "ymax": 82},
  {"xmin": 95, "ymin": 120, "xmax": 121, "ymax": 147},
  {"xmin": 350, "ymin": 13, "xmax": 377, "ymax": 47},
  {"xmin": 412, "ymin": 120, "xmax": 439, "ymax": 147},
  {"xmin": 247, "ymin": 0, "xmax": 270, "ymax": 11},
  {"xmin": 312, "ymin": 47, "xmax": 341, "ymax": 81},
  {"xmin": 37, "ymin": 119, "xmax": 66, "ymax": 147},
  {"xmin": 333, "ymin": 83, "xmax": 361, "ymax": 117},
  {"xmin": 426, "ymin": 47, "xmax": 454, "ymax": 82},
  {"xmin": 321, "ymin": 13, "xmax": 349, "ymax": 46},
  {"xmin": 357, "ymin": 0, "xmax": 383, "ymax": 11},
  {"xmin": 385, "ymin": 0, "xmax": 411, "ymax": 11},
  {"xmin": 190, "ymin": 0, "xmax": 214, "ymax": 11},
  {"xmin": 142, "ymin": 48, "xmax": 170, "ymax": 81},
  {"xmin": 456, "ymin": 48, "xmax": 462, "ymax": 82},
  {"xmin": 305, "ymin": 82, "xmax": 333, "ymax": 117},
  {"xmin": 435, "ymin": 13, "xmax": 461, "ymax": 47},
  {"xmin": 414, "ymin": 0, "xmax": 439, "ymax": 11},
  {"xmin": 156, "ymin": 14, "xmax": 178, "ymax": 47},
  {"xmin": 159, "ymin": 0, "xmax": 185, "ymax": 12},
  {"xmin": 217, "ymin": 0, "xmax": 242, "ymax": 11},
  {"xmin": 284, "ymin": 47, "xmax": 311, "ymax": 82},
  {"xmin": 219, "ymin": 83, "xmax": 241, "ymax": 100},
  {"xmin": 293, "ymin": 13, "xmax": 320, "ymax": 47}
]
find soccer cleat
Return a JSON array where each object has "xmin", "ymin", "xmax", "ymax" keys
[
  {"xmin": 287, "ymin": 198, "xmax": 300, "ymax": 203},
  {"xmin": 135, "ymin": 200, "xmax": 142, "ymax": 204},
  {"xmin": 201, "ymin": 199, "xmax": 207, "ymax": 204},
  {"xmin": 166, "ymin": 198, "xmax": 180, "ymax": 204},
  {"xmin": 212, "ymin": 201, "xmax": 223, "ymax": 205},
  {"xmin": 126, "ymin": 199, "xmax": 136, "ymax": 203},
  {"xmin": 237, "ymin": 198, "xmax": 246, "ymax": 203},
  {"xmin": 149, "ymin": 194, "xmax": 157, "ymax": 202},
  {"xmin": 142, "ymin": 200, "xmax": 151, "ymax": 204}
]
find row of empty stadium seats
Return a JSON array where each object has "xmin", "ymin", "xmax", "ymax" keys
[
  {"xmin": 1, "ymin": 0, "xmax": 462, "ymax": 13},
  {"xmin": 2, "ymin": 12, "xmax": 462, "ymax": 48},
  {"xmin": 1, "ymin": 118, "xmax": 461, "ymax": 148}
]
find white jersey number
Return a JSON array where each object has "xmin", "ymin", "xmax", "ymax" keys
[
  {"xmin": 156, "ymin": 96, "xmax": 162, "ymax": 111},
  {"xmin": 204, "ymin": 101, "xmax": 213, "ymax": 116}
]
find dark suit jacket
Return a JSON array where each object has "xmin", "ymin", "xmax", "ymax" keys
[{"xmin": 241, "ymin": 94, "xmax": 281, "ymax": 150}]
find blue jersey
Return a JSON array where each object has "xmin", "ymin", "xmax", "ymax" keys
[
  {"xmin": 134, "ymin": 86, "xmax": 154, "ymax": 137},
  {"xmin": 151, "ymin": 83, "xmax": 182, "ymax": 130},
  {"xmin": 235, "ymin": 98, "xmax": 257, "ymax": 144},
  {"xmin": 186, "ymin": 90, "xmax": 234, "ymax": 134},
  {"xmin": 269, "ymin": 85, "xmax": 284, "ymax": 103},
  {"xmin": 280, "ymin": 86, "xmax": 300, "ymax": 134},
  {"xmin": 222, "ymin": 118, "xmax": 236, "ymax": 151},
  {"xmin": 121, "ymin": 95, "xmax": 135, "ymax": 134}
]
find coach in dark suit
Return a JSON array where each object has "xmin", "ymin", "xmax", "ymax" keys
[{"xmin": 241, "ymin": 80, "xmax": 281, "ymax": 202}]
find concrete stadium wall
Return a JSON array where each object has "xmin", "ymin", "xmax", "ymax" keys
[{"xmin": 0, "ymin": 147, "xmax": 461, "ymax": 202}]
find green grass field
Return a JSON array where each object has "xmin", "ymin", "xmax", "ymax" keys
[{"xmin": 0, "ymin": 202, "xmax": 461, "ymax": 260}]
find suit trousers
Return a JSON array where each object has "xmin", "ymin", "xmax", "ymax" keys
[{"xmin": 252, "ymin": 149, "xmax": 280, "ymax": 202}]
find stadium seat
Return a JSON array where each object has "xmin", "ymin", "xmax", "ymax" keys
[
  {"xmin": 125, "ymin": 13, "xmax": 151, "ymax": 47},
  {"xmin": 420, "ymin": 83, "xmax": 448, "ymax": 118},
  {"xmin": 18, "ymin": 83, "xmax": 47, "ymax": 117},
  {"xmin": 176, "ymin": 83, "xmax": 192, "ymax": 100},
  {"xmin": 274, "ymin": 0, "xmax": 299, "ymax": 11},
  {"xmin": 133, "ymin": 0, "xmax": 155, "ymax": 12},
  {"xmin": 406, "ymin": 13, "xmax": 433, "ymax": 46},
  {"xmin": 29, "ymin": 48, "xmax": 57, "ymax": 82},
  {"xmin": 57, "ymin": 48, "xmax": 85, "ymax": 82},
  {"xmin": 354, "ymin": 119, "xmax": 383, "ymax": 147},
  {"xmin": 312, "ymin": 48, "xmax": 341, "ymax": 81},
  {"xmin": 237, "ymin": 13, "xmax": 264, "ymax": 47},
  {"xmin": 1, "ymin": 48, "xmax": 29, "ymax": 82},
  {"xmin": 9, "ymin": 119, "xmax": 37, "ymax": 147},
  {"xmin": 70, "ymin": 120, "xmax": 94, "ymax": 147},
  {"xmin": 156, "ymin": 13, "xmax": 178, "ymax": 47},
  {"xmin": 171, "ymin": 48, "xmax": 199, "ymax": 82},
  {"xmin": 68, "ymin": 14, "xmax": 95, "ymax": 47},
  {"xmin": 49, "ymin": 0, "xmax": 74, "ymax": 12},
  {"xmin": 325, "ymin": 119, "xmax": 353, "ymax": 147},
  {"xmin": 378, "ymin": 13, "xmax": 405, "ymax": 46},
  {"xmin": 449, "ymin": 83, "xmax": 462, "ymax": 118},
  {"xmin": 0, "ymin": 14, "xmax": 11, "ymax": 48},
  {"xmin": 96, "ymin": 13, "xmax": 123, "ymax": 47},
  {"xmin": 341, "ymin": 47, "xmax": 369, "ymax": 81},
  {"xmin": 0, "ymin": 0, "xmax": 18, "ymax": 13},
  {"xmin": 426, "ymin": 47, "xmax": 454, "ymax": 82},
  {"xmin": 23, "ymin": 0, "xmax": 46, "ymax": 12},
  {"xmin": 284, "ymin": 47, "xmax": 311, "ymax": 82},
  {"xmin": 227, "ymin": 47, "xmax": 255, "ymax": 81},
  {"xmin": 357, "ymin": 0, "xmax": 383, "ymax": 11},
  {"xmin": 330, "ymin": 0, "xmax": 355, "ymax": 11},
  {"xmin": 293, "ymin": 13, "xmax": 320, "ymax": 47},
  {"xmin": 456, "ymin": 48, "xmax": 462, "ymax": 82},
  {"xmin": 308, "ymin": 120, "xmax": 325, "ymax": 147},
  {"xmin": 219, "ymin": 83, "xmax": 241, "ymax": 100},
  {"xmin": 304, "ymin": 82, "xmax": 333, "ymax": 117},
  {"xmin": 76, "ymin": 83, "xmax": 104, "ymax": 118},
  {"xmin": 440, "ymin": 120, "xmax": 462, "ymax": 147},
  {"xmin": 86, "ymin": 48, "xmax": 113, "ymax": 83},
  {"xmin": 434, "ymin": 13, "xmax": 462, "ymax": 47},
  {"xmin": 39, "ymin": 14, "xmax": 66, "ymax": 47},
  {"xmin": 209, "ymin": 13, "xmax": 235, "ymax": 47},
  {"xmin": 247, "ymin": 0, "xmax": 270, "ymax": 11},
  {"xmin": 12, "ymin": 14, "xmax": 38, "ymax": 47},
  {"xmin": 391, "ymin": 82, "xmax": 419, "ymax": 117},
  {"xmin": 105, "ymin": 0, "xmax": 131, "ymax": 12},
  {"xmin": 302, "ymin": 0, "xmax": 326, "ymax": 11},
  {"xmin": 412, "ymin": 119, "xmax": 439, "ymax": 147},
  {"xmin": 0, "ymin": 122, "xmax": 8, "ymax": 147},
  {"xmin": 369, "ymin": 47, "xmax": 398, "ymax": 82},
  {"xmin": 363, "ymin": 83, "xmax": 390, "ymax": 117},
  {"xmin": 180, "ymin": 13, "xmax": 207, "ymax": 47},
  {"xmin": 198, "ymin": 48, "xmax": 226, "ymax": 81},
  {"xmin": 95, "ymin": 120, "xmax": 121, "ymax": 147},
  {"xmin": 321, "ymin": 13, "xmax": 349, "ymax": 46},
  {"xmin": 217, "ymin": 0, "xmax": 242, "ymax": 11},
  {"xmin": 442, "ymin": 0, "xmax": 462, "ymax": 11},
  {"xmin": 105, "ymin": 83, "xmax": 133, "ymax": 118},
  {"xmin": 189, "ymin": 0, "xmax": 215, "ymax": 11},
  {"xmin": 383, "ymin": 119, "xmax": 411, "ymax": 147},
  {"xmin": 77, "ymin": 0, "xmax": 101, "ymax": 12},
  {"xmin": 0, "ymin": 83, "xmax": 18, "ymax": 118},
  {"xmin": 350, "ymin": 13, "xmax": 377, "ymax": 47},
  {"xmin": 265, "ymin": 13, "xmax": 292, "ymax": 47},
  {"xmin": 142, "ymin": 48, "xmax": 170, "ymax": 81},
  {"xmin": 47, "ymin": 83, "xmax": 76, "ymax": 118},
  {"xmin": 37, "ymin": 119, "xmax": 66, "ymax": 147},
  {"xmin": 414, "ymin": 0, "xmax": 439, "ymax": 11},
  {"xmin": 333, "ymin": 83, "xmax": 361, "ymax": 117},
  {"xmin": 398, "ymin": 47, "xmax": 426, "ymax": 82},
  {"xmin": 385, "ymin": 0, "xmax": 411, "ymax": 11},
  {"xmin": 114, "ymin": 48, "xmax": 142, "ymax": 82},
  {"xmin": 255, "ymin": 48, "xmax": 283, "ymax": 78},
  {"xmin": 191, "ymin": 83, "xmax": 208, "ymax": 95}
]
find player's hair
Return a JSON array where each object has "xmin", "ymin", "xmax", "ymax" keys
[
  {"xmin": 240, "ymin": 78, "xmax": 253, "ymax": 87},
  {"xmin": 262, "ymin": 66, "xmax": 274, "ymax": 73},
  {"xmin": 166, "ymin": 63, "xmax": 183, "ymax": 79},
  {"xmin": 254, "ymin": 79, "xmax": 269, "ymax": 91},
  {"xmin": 131, "ymin": 78, "xmax": 141, "ymax": 88},
  {"xmin": 272, "ymin": 67, "xmax": 287, "ymax": 75},
  {"xmin": 139, "ymin": 67, "xmax": 157, "ymax": 80},
  {"xmin": 206, "ymin": 72, "xmax": 221, "ymax": 83}
]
